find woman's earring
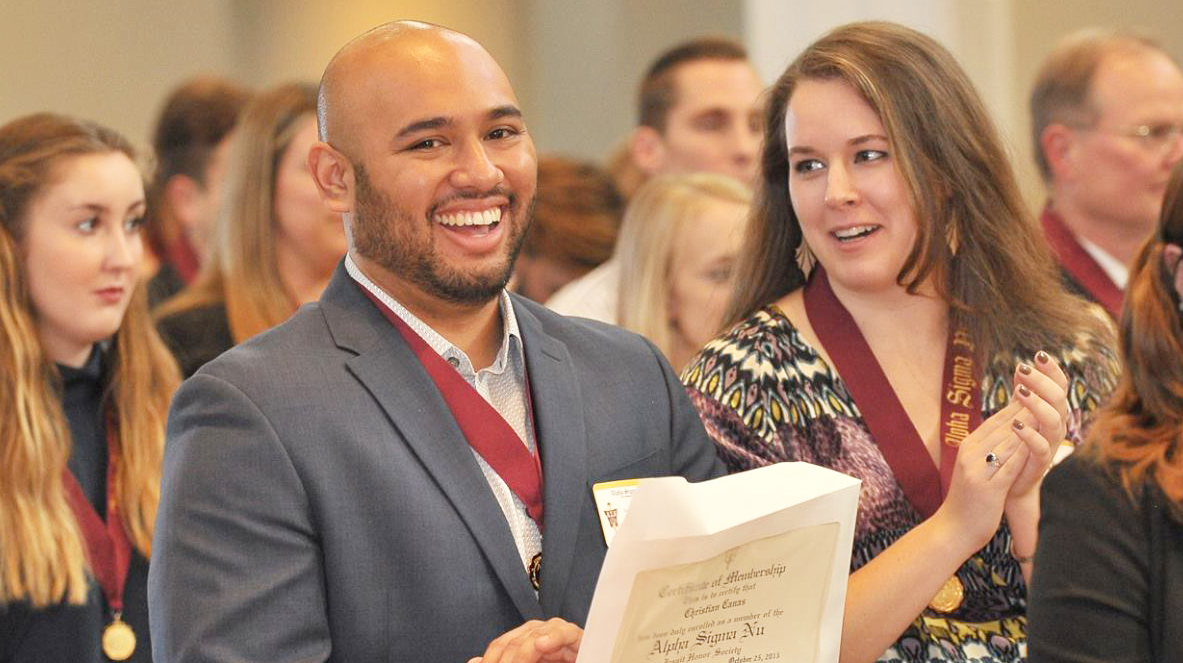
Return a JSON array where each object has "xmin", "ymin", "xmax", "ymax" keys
[
  {"xmin": 946, "ymin": 222, "xmax": 960, "ymax": 256},
  {"xmin": 795, "ymin": 239, "xmax": 816, "ymax": 277}
]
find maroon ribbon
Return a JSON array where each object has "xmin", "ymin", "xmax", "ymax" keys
[
  {"xmin": 359, "ymin": 285, "xmax": 544, "ymax": 529},
  {"xmin": 1041, "ymin": 206, "xmax": 1123, "ymax": 319},
  {"xmin": 803, "ymin": 267, "xmax": 981, "ymax": 519},
  {"xmin": 62, "ymin": 420, "xmax": 131, "ymax": 616}
]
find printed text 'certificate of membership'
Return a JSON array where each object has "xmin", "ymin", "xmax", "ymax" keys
[{"xmin": 578, "ymin": 463, "xmax": 860, "ymax": 663}]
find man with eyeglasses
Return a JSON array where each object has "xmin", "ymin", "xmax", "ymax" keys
[{"xmin": 1031, "ymin": 30, "xmax": 1183, "ymax": 319}]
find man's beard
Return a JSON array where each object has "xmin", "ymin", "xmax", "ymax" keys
[{"xmin": 351, "ymin": 164, "xmax": 533, "ymax": 305}]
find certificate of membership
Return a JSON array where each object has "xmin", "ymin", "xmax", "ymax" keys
[{"xmin": 577, "ymin": 463, "xmax": 860, "ymax": 663}]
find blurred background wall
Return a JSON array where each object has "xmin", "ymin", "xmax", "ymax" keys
[{"xmin": 2, "ymin": 0, "xmax": 1181, "ymax": 208}]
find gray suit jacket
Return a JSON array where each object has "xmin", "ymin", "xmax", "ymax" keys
[{"xmin": 148, "ymin": 264, "xmax": 723, "ymax": 662}]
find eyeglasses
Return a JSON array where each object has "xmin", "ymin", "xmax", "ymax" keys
[{"xmin": 1078, "ymin": 123, "xmax": 1183, "ymax": 154}]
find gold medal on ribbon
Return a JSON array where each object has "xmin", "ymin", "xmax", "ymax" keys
[
  {"xmin": 928, "ymin": 575, "xmax": 964, "ymax": 613},
  {"xmin": 528, "ymin": 552, "xmax": 543, "ymax": 590},
  {"xmin": 102, "ymin": 615, "xmax": 137, "ymax": 661}
]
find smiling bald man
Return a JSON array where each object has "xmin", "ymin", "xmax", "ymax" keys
[{"xmin": 147, "ymin": 21, "xmax": 721, "ymax": 663}]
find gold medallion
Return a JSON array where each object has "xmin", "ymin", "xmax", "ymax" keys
[
  {"xmin": 528, "ymin": 552, "xmax": 543, "ymax": 590},
  {"xmin": 102, "ymin": 616, "xmax": 137, "ymax": 661},
  {"xmin": 928, "ymin": 575, "xmax": 964, "ymax": 613}
]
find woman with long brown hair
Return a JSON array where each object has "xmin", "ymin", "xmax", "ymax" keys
[
  {"xmin": 682, "ymin": 22, "xmax": 1117, "ymax": 662},
  {"xmin": 1028, "ymin": 162, "xmax": 1183, "ymax": 662},
  {"xmin": 0, "ymin": 113, "xmax": 179, "ymax": 661},
  {"xmin": 155, "ymin": 82, "xmax": 347, "ymax": 377}
]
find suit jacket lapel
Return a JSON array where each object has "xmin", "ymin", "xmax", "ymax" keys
[
  {"xmin": 319, "ymin": 266, "xmax": 543, "ymax": 620},
  {"xmin": 513, "ymin": 298, "xmax": 590, "ymax": 614}
]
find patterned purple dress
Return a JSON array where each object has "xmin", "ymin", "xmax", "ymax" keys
[{"xmin": 682, "ymin": 306, "xmax": 1117, "ymax": 663}]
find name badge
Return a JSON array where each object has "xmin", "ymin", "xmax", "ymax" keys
[{"xmin": 592, "ymin": 479, "xmax": 640, "ymax": 546}]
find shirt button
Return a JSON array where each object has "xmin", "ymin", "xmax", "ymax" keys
[{"xmin": 447, "ymin": 356, "xmax": 460, "ymax": 368}]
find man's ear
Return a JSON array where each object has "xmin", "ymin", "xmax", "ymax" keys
[
  {"xmin": 1041, "ymin": 123, "xmax": 1076, "ymax": 183},
  {"xmin": 630, "ymin": 126, "xmax": 667, "ymax": 176},
  {"xmin": 163, "ymin": 174, "xmax": 203, "ymax": 230},
  {"xmin": 308, "ymin": 141, "xmax": 354, "ymax": 214}
]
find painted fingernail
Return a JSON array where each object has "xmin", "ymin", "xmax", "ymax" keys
[
  {"xmin": 1018, "ymin": 363, "xmax": 1032, "ymax": 375},
  {"xmin": 1036, "ymin": 350, "xmax": 1050, "ymax": 364},
  {"xmin": 1012, "ymin": 419, "xmax": 1025, "ymax": 431},
  {"xmin": 1018, "ymin": 384, "xmax": 1031, "ymax": 397}
]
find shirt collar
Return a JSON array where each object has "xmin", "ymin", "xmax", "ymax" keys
[
  {"xmin": 345, "ymin": 254, "xmax": 522, "ymax": 375},
  {"xmin": 1074, "ymin": 233, "xmax": 1130, "ymax": 289},
  {"xmin": 1042, "ymin": 204, "xmax": 1130, "ymax": 289}
]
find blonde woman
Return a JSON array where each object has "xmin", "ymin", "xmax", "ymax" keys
[
  {"xmin": 156, "ymin": 82, "xmax": 347, "ymax": 377},
  {"xmin": 0, "ymin": 113, "xmax": 179, "ymax": 662},
  {"xmin": 616, "ymin": 173, "xmax": 750, "ymax": 370}
]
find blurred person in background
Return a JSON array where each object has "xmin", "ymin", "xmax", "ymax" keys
[
  {"xmin": 143, "ymin": 75, "xmax": 252, "ymax": 307},
  {"xmin": 148, "ymin": 22, "xmax": 722, "ymax": 662},
  {"xmin": 155, "ymin": 82, "xmax": 347, "ymax": 377},
  {"xmin": 1031, "ymin": 30, "xmax": 1183, "ymax": 319},
  {"xmin": 603, "ymin": 141, "xmax": 647, "ymax": 202},
  {"xmin": 683, "ymin": 22, "xmax": 1118, "ymax": 662},
  {"xmin": 512, "ymin": 156, "xmax": 622, "ymax": 304},
  {"xmin": 1029, "ymin": 159, "xmax": 1183, "ymax": 663},
  {"xmin": 0, "ymin": 113, "xmax": 179, "ymax": 662},
  {"xmin": 548, "ymin": 36, "xmax": 764, "ymax": 322},
  {"xmin": 629, "ymin": 36, "xmax": 764, "ymax": 188},
  {"xmin": 615, "ymin": 173, "xmax": 750, "ymax": 371}
]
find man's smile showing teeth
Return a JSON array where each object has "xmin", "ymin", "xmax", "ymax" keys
[
  {"xmin": 833, "ymin": 225, "xmax": 879, "ymax": 241},
  {"xmin": 435, "ymin": 207, "xmax": 502, "ymax": 227}
]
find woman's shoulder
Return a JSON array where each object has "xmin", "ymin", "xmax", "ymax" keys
[
  {"xmin": 681, "ymin": 304, "xmax": 847, "ymax": 423},
  {"xmin": 1059, "ymin": 305, "xmax": 1119, "ymax": 375},
  {"xmin": 681, "ymin": 305, "xmax": 839, "ymax": 464},
  {"xmin": 989, "ymin": 309, "xmax": 1119, "ymax": 415},
  {"xmin": 681, "ymin": 305, "xmax": 814, "ymax": 390},
  {"xmin": 1039, "ymin": 449, "xmax": 1162, "ymax": 574},
  {"xmin": 1044, "ymin": 450, "xmax": 1119, "ymax": 497},
  {"xmin": 1050, "ymin": 444, "xmax": 1177, "ymax": 521}
]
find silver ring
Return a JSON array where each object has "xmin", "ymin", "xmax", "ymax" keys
[{"xmin": 985, "ymin": 452, "xmax": 1002, "ymax": 469}]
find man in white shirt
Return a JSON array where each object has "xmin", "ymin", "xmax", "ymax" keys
[
  {"xmin": 1031, "ymin": 29, "xmax": 1183, "ymax": 318},
  {"xmin": 547, "ymin": 37, "xmax": 763, "ymax": 322},
  {"xmin": 148, "ymin": 21, "xmax": 721, "ymax": 663}
]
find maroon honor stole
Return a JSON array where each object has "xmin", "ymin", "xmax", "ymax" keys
[
  {"xmin": 804, "ymin": 267, "xmax": 981, "ymax": 612},
  {"xmin": 358, "ymin": 285, "xmax": 546, "ymax": 586},
  {"xmin": 1041, "ymin": 206, "xmax": 1123, "ymax": 319},
  {"xmin": 62, "ymin": 420, "xmax": 137, "ymax": 660},
  {"xmin": 803, "ymin": 267, "xmax": 982, "ymax": 519}
]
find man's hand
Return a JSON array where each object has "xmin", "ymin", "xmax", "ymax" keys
[{"xmin": 468, "ymin": 618, "xmax": 583, "ymax": 663}]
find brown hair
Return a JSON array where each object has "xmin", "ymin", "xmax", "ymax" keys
[
  {"xmin": 0, "ymin": 113, "xmax": 180, "ymax": 606},
  {"xmin": 144, "ymin": 75, "xmax": 252, "ymax": 257},
  {"xmin": 727, "ymin": 21, "xmax": 1108, "ymax": 363},
  {"xmin": 1029, "ymin": 29, "xmax": 1172, "ymax": 182},
  {"xmin": 522, "ymin": 156, "xmax": 623, "ymax": 269},
  {"xmin": 1085, "ymin": 160, "xmax": 1183, "ymax": 517},
  {"xmin": 638, "ymin": 37, "xmax": 749, "ymax": 132},
  {"xmin": 156, "ymin": 82, "xmax": 318, "ymax": 343}
]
